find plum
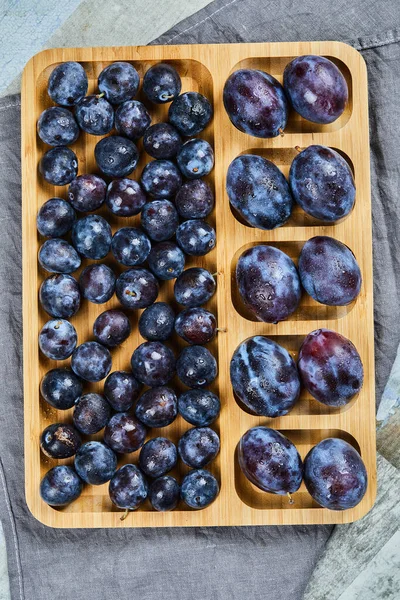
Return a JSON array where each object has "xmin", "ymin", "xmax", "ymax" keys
[
  {"xmin": 177, "ymin": 346, "xmax": 217, "ymax": 389},
  {"xmin": 298, "ymin": 329, "xmax": 363, "ymax": 407},
  {"xmin": 75, "ymin": 95, "xmax": 114, "ymax": 135},
  {"xmin": 149, "ymin": 476, "xmax": 180, "ymax": 512},
  {"xmin": 73, "ymin": 393, "xmax": 111, "ymax": 434},
  {"xmin": 174, "ymin": 268, "xmax": 216, "ymax": 308},
  {"xmin": 139, "ymin": 437, "xmax": 177, "ymax": 478},
  {"xmin": 143, "ymin": 64, "xmax": 181, "ymax": 104},
  {"xmin": 141, "ymin": 200, "xmax": 179, "ymax": 242},
  {"xmin": 39, "ymin": 274, "xmax": 80, "ymax": 319},
  {"xmin": 48, "ymin": 61, "xmax": 88, "ymax": 107},
  {"xmin": 37, "ymin": 198, "xmax": 76, "ymax": 238},
  {"xmin": 75, "ymin": 441, "xmax": 117, "ymax": 485},
  {"xmin": 68, "ymin": 174, "xmax": 107, "ymax": 212},
  {"xmin": 236, "ymin": 245, "xmax": 301, "ymax": 323},
  {"xmin": 40, "ymin": 423, "xmax": 81, "ymax": 459},
  {"xmin": 93, "ymin": 309, "xmax": 131, "ymax": 348},
  {"xmin": 37, "ymin": 106, "xmax": 79, "ymax": 146},
  {"xmin": 143, "ymin": 123, "xmax": 182, "ymax": 159},
  {"xmin": 298, "ymin": 236, "xmax": 362, "ymax": 306},
  {"xmin": 106, "ymin": 179, "xmax": 146, "ymax": 217},
  {"xmin": 39, "ymin": 239, "xmax": 81, "ymax": 274},
  {"xmin": 104, "ymin": 413, "xmax": 147, "ymax": 454},
  {"xmin": 178, "ymin": 427, "xmax": 220, "ymax": 468},
  {"xmin": 104, "ymin": 371, "xmax": 141, "ymax": 412},
  {"xmin": 289, "ymin": 145, "xmax": 355, "ymax": 222},
  {"xmin": 176, "ymin": 220, "xmax": 216, "ymax": 257},
  {"xmin": 40, "ymin": 465, "xmax": 82, "ymax": 507},
  {"xmin": 116, "ymin": 268, "xmax": 159, "ymax": 309},
  {"xmin": 227, "ymin": 154, "xmax": 293, "ymax": 229},
  {"xmin": 40, "ymin": 368, "xmax": 82, "ymax": 410},
  {"xmin": 109, "ymin": 464, "xmax": 148, "ymax": 511},
  {"xmin": 174, "ymin": 179, "xmax": 214, "ymax": 220},
  {"xmin": 181, "ymin": 469, "xmax": 219, "ymax": 509},
  {"xmin": 95, "ymin": 135, "xmax": 139, "ymax": 177},
  {"xmin": 283, "ymin": 55, "xmax": 348, "ymax": 124},
  {"xmin": 174, "ymin": 307, "xmax": 216, "ymax": 345},
  {"xmin": 176, "ymin": 139, "xmax": 214, "ymax": 179},
  {"xmin": 168, "ymin": 92, "xmax": 212, "ymax": 136},
  {"xmin": 223, "ymin": 69, "xmax": 288, "ymax": 137},
  {"xmin": 98, "ymin": 62, "xmax": 139, "ymax": 104},
  {"xmin": 115, "ymin": 100, "xmax": 151, "ymax": 140},
  {"xmin": 39, "ymin": 147, "xmax": 78, "ymax": 186},
  {"xmin": 131, "ymin": 341, "xmax": 176, "ymax": 387},
  {"xmin": 135, "ymin": 387, "xmax": 178, "ymax": 428},
  {"xmin": 111, "ymin": 227, "xmax": 151, "ymax": 267},
  {"xmin": 140, "ymin": 159, "xmax": 182, "ymax": 198},
  {"xmin": 230, "ymin": 336, "xmax": 300, "ymax": 417},
  {"xmin": 178, "ymin": 389, "xmax": 220, "ymax": 427},
  {"xmin": 138, "ymin": 302, "xmax": 175, "ymax": 342},
  {"xmin": 71, "ymin": 342, "xmax": 112, "ymax": 382},
  {"xmin": 303, "ymin": 438, "xmax": 367, "ymax": 510},
  {"xmin": 72, "ymin": 215, "xmax": 112, "ymax": 260},
  {"xmin": 79, "ymin": 264, "xmax": 116, "ymax": 304},
  {"xmin": 239, "ymin": 427, "xmax": 303, "ymax": 496},
  {"xmin": 147, "ymin": 242, "xmax": 185, "ymax": 280},
  {"xmin": 39, "ymin": 318, "xmax": 77, "ymax": 360}
]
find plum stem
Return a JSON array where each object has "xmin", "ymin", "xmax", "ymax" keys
[
  {"xmin": 212, "ymin": 272, "xmax": 220, "ymax": 277},
  {"xmin": 216, "ymin": 328, "xmax": 227, "ymax": 333},
  {"xmin": 96, "ymin": 92, "xmax": 105, "ymax": 99},
  {"xmin": 295, "ymin": 145, "xmax": 302, "ymax": 153},
  {"xmin": 287, "ymin": 492, "xmax": 294, "ymax": 505},
  {"xmin": 161, "ymin": 93, "xmax": 175, "ymax": 100},
  {"xmin": 120, "ymin": 509, "xmax": 130, "ymax": 521},
  {"xmin": 278, "ymin": 128, "xmax": 285, "ymax": 137}
]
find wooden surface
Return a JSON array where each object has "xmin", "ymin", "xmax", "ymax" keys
[{"xmin": 21, "ymin": 41, "xmax": 376, "ymax": 528}]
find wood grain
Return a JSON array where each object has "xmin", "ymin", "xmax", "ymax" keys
[{"xmin": 21, "ymin": 41, "xmax": 376, "ymax": 528}]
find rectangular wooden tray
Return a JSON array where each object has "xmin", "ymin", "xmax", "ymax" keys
[{"xmin": 22, "ymin": 41, "xmax": 376, "ymax": 528}]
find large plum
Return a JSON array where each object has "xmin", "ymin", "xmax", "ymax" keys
[
  {"xmin": 289, "ymin": 145, "xmax": 355, "ymax": 222},
  {"xmin": 298, "ymin": 236, "xmax": 362, "ymax": 306},
  {"xmin": 227, "ymin": 154, "xmax": 293, "ymax": 229},
  {"xmin": 223, "ymin": 69, "xmax": 288, "ymax": 138},
  {"xmin": 283, "ymin": 55, "xmax": 348, "ymax": 124},
  {"xmin": 303, "ymin": 438, "xmax": 367, "ymax": 510},
  {"xmin": 230, "ymin": 336, "xmax": 300, "ymax": 417},
  {"xmin": 238, "ymin": 427, "xmax": 303, "ymax": 495},
  {"xmin": 298, "ymin": 329, "xmax": 363, "ymax": 407},
  {"xmin": 236, "ymin": 245, "xmax": 301, "ymax": 323}
]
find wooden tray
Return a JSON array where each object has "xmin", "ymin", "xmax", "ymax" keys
[{"xmin": 22, "ymin": 41, "xmax": 376, "ymax": 528}]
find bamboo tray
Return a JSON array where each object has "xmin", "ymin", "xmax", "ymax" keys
[{"xmin": 22, "ymin": 41, "xmax": 376, "ymax": 528}]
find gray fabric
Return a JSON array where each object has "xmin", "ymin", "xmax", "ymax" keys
[{"xmin": 0, "ymin": 1, "xmax": 399, "ymax": 599}]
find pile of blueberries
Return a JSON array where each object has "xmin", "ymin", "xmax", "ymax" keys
[{"xmin": 37, "ymin": 60, "xmax": 221, "ymax": 514}]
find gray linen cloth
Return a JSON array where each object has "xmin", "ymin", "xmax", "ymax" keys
[{"xmin": 0, "ymin": 1, "xmax": 399, "ymax": 599}]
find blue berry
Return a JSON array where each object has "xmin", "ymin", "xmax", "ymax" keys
[
  {"xmin": 72, "ymin": 215, "xmax": 112, "ymax": 260},
  {"xmin": 138, "ymin": 302, "xmax": 175, "ymax": 341},
  {"xmin": 95, "ymin": 135, "xmax": 139, "ymax": 177},
  {"xmin": 148, "ymin": 241, "xmax": 185, "ymax": 280},
  {"xmin": 175, "ymin": 179, "xmax": 214, "ymax": 219},
  {"xmin": 98, "ymin": 62, "xmax": 140, "ymax": 104},
  {"xmin": 115, "ymin": 100, "xmax": 151, "ymax": 140},
  {"xmin": 37, "ymin": 106, "xmax": 79, "ymax": 146},
  {"xmin": 75, "ymin": 95, "xmax": 114, "ymax": 135},
  {"xmin": 176, "ymin": 220, "xmax": 216, "ymax": 256},
  {"xmin": 71, "ymin": 341, "xmax": 112, "ymax": 382},
  {"xmin": 39, "ymin": 146, "xmax": 78, "ymax": 186},
  {"xmin": 131, "ymin": 341, "xmax": 176, "ymax": 387},
  {"xmin": 169, "ymin": 92, "xmax": 212, "ymax": 136},
  {"xmin": 177, "ymin": 139, "xmax": 214, "ymax": 179},
  {"xmin": 40, "ymin": 423, "xmax": 81, "ymax": 459},
  {"xmin": 39, "ymin": 274, "xmax": 80, "ymax": 318},
  {"xmin": 177, "ymin": 345, "xmax": 217, "ymax": 389},
  {"xmin": 79, "ymin": 264, "xmax": 116, "ymax": 304},
  {"xmin": 40, "ymin": 368, "xmax": 83, "ymax": 410},
  {"xmin": 106, "ymin": 178, "xmax": 146, "ymax": 217},
  {"xmin": 141, "ymin": 200, "xmax": 179, "ymax": 242},
  {"xmin": 143, "ymin": 123, "xmax": 182, "ymax": 159},
  {"xmin": 143, "ymin": 64, "xmax": 181, "ymax": 104},
  {"xmin": 37, "ymin": 198, "xmax": 76, "ymax": 238},
  {"xmin": 104, "ymin": 371, "xmax": 141, "ymax": 412},
  {"xmin": 109, "ymin": 464, "xmax": 148, "ymax": 510},
  {"xmin": 74, "ymin": 441, "xmax": 117, "ymax": 485},
  {"xmin": 40, "ymin": 465, "xmax": 82, "ymax": 507},
  {"xmin": 67, "ymin": 174, "xmax": 106, "ymax": 212},
  {"xmin": 93, "ymin": 310, "xmax": 131, "ymax": 348},
  {"xmin": 174, "ymin": 268, "xmax": 216, "ymax": 308},
  {"xmin": 149, "ymin": 476, "xmax": 180, "ymax": 511},
  {"xmin": 104, "ymin": 413, "xmax": 147, "ymax": 454},
  {"xmin": 111, "ymin": 227, "xmax": 151, "ymax": 267},
  {"xmin": 181, "ymin": 469, "xmax": 219, "ymax": 509},
  {"xmin": 135, "ymin": 386, "xmax": 178, "ymax": 428},
  {"xmin": 39, "ymin": 318, "xmax": 77, "ymax": 360},
  {"xmin": 48, "ymin": 62, "xmax": 88, "ymax": 107},
  {"xmin": 139, "ymin": 437, "xmax": 177, "ymax": 478},
  {"xmin": 141, "ymin": 159, "xmax": 182, "ymax": 198},
  {"xmin": 116, "ymin": 268, "xmax": 159, "ymax": 309},
  {"xmin": 73, "ymin": 393, "xmax": 111, "ymax": 434},
  {"xmin": 38, "ymin": 239, "xmax": 81, "ymax": 273},
  {"xmin": 178, "ymin": 389, "xmax": 220, "ymax": 427}
]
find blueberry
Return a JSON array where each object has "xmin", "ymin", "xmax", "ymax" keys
[
  {"xmin": 111, "ymin": 227, "xmax": 151, "ymax": 266},
  {"xmin": 141, "ymin": 200, "xmax": 179, "ymax": 242},
  {"xmin": 304, "ymin": 438, "xmax": 367, "ymax": 509},
  {"xmin": 143, "ymin": 123, "xmax": 182, "ymax": 159},
  {"xmin": 106, "ymin": 178, "xmax": 146, "ymax": 217},
  {"xmin": 115, "ymin": 100, "xmax": 151, "ymax": 140},
  {"xmin": 149, "ymin": 476, "xmax": 180, "ymax": 511},
  {"xmin": 239, "ymin": 427, "xmax": 303, "ymax": 494},
  {"xmin": 177, "ymin": 345, "xmax": 217, "ymax": 389},
  {"xmin": 138, "ymin": 302, "xmax": 175, "ymax": 342},
  {"xmin": 104, "ymin": 413, "xmax": 147, "ymax": 454},
  {"xmin": 40, "ymin": 368, "xmax": 83, "ymax": 410},
  {"xmin": 181, "ymin": 469, "xmax": 219, "ymax": 509},
  {"xmin": 223, "ymin": 69, "xmax": 288, "ymax": 137},
  {"xmin": 289, "ymin": 145, "xmax": 355, "ymax": 222},
  {"xmin": 98, "ymin": 62, "xmax": 140, "ymax": 104},
  {"xmin": 141, "ymin": 159, "xmax": 182, "ymax": 198},
  {"xmin": 298, "ymin": 329, "xmax": 364, "ymax": 407},
  {"xmin": 298, "ymin": 236, "xmax": 362, "ymax": 306},
  {"xmin": 39, "ymin": 146, "xmax": 78, "ymax": 186},
  {"xmin": 179, "ymin": 427, "xmax": 219, "ymax": 469},
  {"xmin": 67, "ymin": 174, "xmax": 107, "ymax": 212},
  {"xmin": 174, "ymin": 308, "xmax": 216, "ymax": 345},
  {"xmin": 40, "ymin": 465, "xmax": 82, "ymax": 507},
  {"xmin": 93, "ymin": 310, "xmax": 131, "ymax": 347},
  {"xmin": 230, "ymin": 336, "xmax": 300, "ymax": 417},
  {"xmin": 135, "ymin": 386, "xmax": 178, "ymax": 427},
  {"xmin": 104, "ymin": 371, "xmax": 141, "ymax": 412},
  {"xmin": 40, "ymin": 423, "xmax": 81, "ymax": 459},
  {"xmin": 38, "ymin": 239, "xmax": 81, "ymax": 273},
  {"xmin": 174, "ymin": 268, "xmax": 216, "ymax": 308},
  {"xmin": 79, "ymin": 264, "xmax": 116, "ymax": 304},
  {"xmin": 72, "ymin": 215, "xmax": 112, "ymax": 260},
  {"xmin": 37, "ymin": 198, "xmax": 77, "ymax": 238},
  {"xmin": 37, "ymin": 106, "xmax": 79, "ymax": 146},
  {"xmin": 227, "ymin": 154, "xmax": 293, "ymax": 229},
  {"xmin": 95, "ymin": 135, "xmax": 139, "ymax": 177},
  {"xmin": 73, "ymin": 393, "xmax": 111, "ymax": 434},
  {"xmin": 48, "ymin": 62, "xmax": 88, "ymax": 107},
  {"xmin": 109, "ymin": 464, "xmax": 148, "ymax": 510},
  {"xmin": 177, "ymin": 139, "xmax": 214, "ymax": 179},
  {"xmin": 139, "ymin": 437, "xmax": 177, "ymax": 478},
  {"xmin": 236, "ymin": 245, "xmax": 301, "ymax": 323},
  {"xmin": 71, "ymin": 341, "xmax": 112, "ymax": 382},
  {"xmin": 74, "ymin": 441, "xmax": 117, "ymax": 485},
  {"xmin": 175, "ymin": 179, "xmax": 214, "ymax": 219},
  {"xmin": 116, "ymin": 268, "xmax": 159, "ymax": 309},
  {"xmin": 39, "ymin": 274, "xmax": 80, "ymax": 318},
  {"xmin": 131, "ymin": 341, "xmax": 176, "ymax": 387},
  {"xmin": 176, "ymin": 220, "xmax": 216, "ymax": 257},
  {"xmin": 283, "ymin": 56, "xmax": 348, "ymax": 124},
  {"xmin": 39, "ymin": 318, "xmax": 77, "ymax": 360},
  {"xmin": 143, "ymin": 63, "xmax": 182, "ymax": 104},
  {"xmin": 178, "ymin": 389, "xmax": 220, "ymax": 427},
  {"xmin": 75, "ymin": 95, "xmax": 114, "ymax": 135},
  {"xmin": 147, "ymin": 242, "xmax": 185, "ymax": 280},
  {"xmin": 169, "ymin": 92, "xmax": 213, "ymax": 136}
]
